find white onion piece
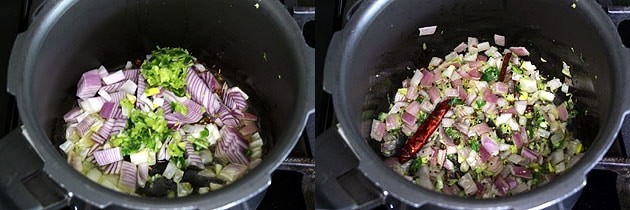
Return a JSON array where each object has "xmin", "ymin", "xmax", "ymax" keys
[
  {"xmin": 102, "ymin": 70, "xmax": 126, "ymax": 85},
  {"xmin": 509, "ymin": 47, "xmax": 530, "ymax": 56},
  {"xmin": 418, "ymin": 26, "xmax": 437, "ymax": 36},
  {"xmin": 118, "ymin": 80, "xmax": 137, "ymax": 95},
  {"xmin": 458, "ymin": 173, "xmax": 478, "ymax": 195},
  {"xmin": 477, "ymin": 42, "xmax": 490, "ymax": 51},
  {"xmin": 454, "ymin": 42, "xmax": 467, "ymax": 53},
  {"xmin": 137, "ymin": 163, "xmax": 149, "ymax": 187},
  {"xmin": 218, "ymin": 163, "xmax": 248, "ymax": 183},
  {"xmin": 494, "ymin": 34, "xmax": 505, "ymax": 46}
]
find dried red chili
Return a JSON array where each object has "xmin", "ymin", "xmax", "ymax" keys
[{"xmin": 397, "ymin": 98, "xmax": 452, "ymax": 164}]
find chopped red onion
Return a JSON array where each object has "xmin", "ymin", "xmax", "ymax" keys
[
  {"xmin": 385, "ymin": 114, "xmax": 400, "ymax": 131},
  {"xmin": 458, "ymin": 173, "xmax": 479, "ymax": 195},
  {"xmin": 409, "ymin": 70, "xmax": 424, "ymax": 88},
  {"xmin": 63, "ymin": 107, "xmax": 82, "ymax": 123},
  {"xmin": 468, "ymin": 70, "xmax": 482, "ymax": 80},
  {"xmin": 444, "ymin": 88, "xmax": 458, "ymax": 98},
  {"xmin": 494, "ymin": 34, "xmax": 505, "ymax": 46},
  {"xmin": 100, "ymin": 81, "xmax": 126, "ymax": 93},
  {"xmin": 494, "ymin": 175, "xmax": 509, "ymax": 196},
  {"xmin": 199, "ymin": 71, "xmax": 222, "ymax": 91},
  {"xmin": 239, "ymin": 122, "xmax": 258, "ymax": 137},
  {"xmin": 481, "ymin": 134, "xmax": 499, "ymax": 156},
  {"xmin": 406, "ymin": 85, "xmax": 419, "ymax": 101},
  {"xmin": 94, "ymin": 147, "xmax": 123, "ymax": 166},
  {"xmin": 558, "ymin": 104, "xmax": 568, "ymax": 121},
  {"xmin": 185, "ymin": 141, "xmax": 203, "ymax": 169},
  {"xmin": 499, "ymin": 107, "xmax": 518, "ymax": 116},
  {"xmin": 468, "ymin": 60, "xmax": 483, "ymax": 69},
  {"xmin": 428, "ymin": 86, "xmax": 440, "ymax": 104},
  {"xmin": 389, "ymin": 102, "xmax": 408, "ymax": 114},
  {"xmin": 493, "ymin": 82, "xmax": 508, "ymax": 95},
  {"xmin": 76, "ymin": 115, "xmax": 97, "ymax": 137},
  {"xmin": 474, "ymin": 123, "xmax": 491, "ymax": 135},
  {"xmin": 514, "ymin": 100, "xmax": 527, "ymax": 115},
  {"xmin": 186, "ymin": 68, "xmax": 220, "ymax": 115},
  {"xmin": 122, "ymin": 69, "xmax": 139, "ymax": 84},
  {"xmin": 420, "ymin": 71, "xmax": 434, "ymax": 87},
  {"xmin": 370, "ymin": 120, "xmax": 386, "ymax": 141},
  {"xmin": 99, "ymin": 102, "xmax": 117, "ymax": 119},
  {"xmin": 110, "ymin": 119, "xmax": 127, "ymax": 135},
  {"xmin": 511, "ymin": 165, "xmax": 533, "ymax": 179},
  {"xmin": 509, "ymin": 47, "xmax": 530, "ymax": 56},
  {"xmin": 402, "ymin": 78, "xmax": 411, "ymax": 88},
  {"xmin": 418, "ymin": 25, "xmax": 437, "ymax": 36},
  {"xmin": 477, "ymin": 55, "xmax": 488, "ymax": 62},
  {"xmin": 158, "ymin": 137, "xmax": 173, "ymax": 161},
  {"xmin": 454, "ymin": 42, "xmax": 467, "ymax": 53},
  {"xmin": 241, "ymin": 112, "xmax": 258, "ymax": 121},
  {"xmin": 92, "ymin": 118, "xmax": 115, "ymax": 144},
  {"xmin": 521, "ymin": 147, "xmax": 539, "ymax": 162},
  {"xmin": 468, "ymin": 37, "xmax": 479, "ymax": 49},
  {"xmin": 216, "ymin": 127, "xmax": 250, "ymax": 165},
  {"xmin": 441, "ymin": 117, "xmax": 455, "ymax": 128},
  {"xmin": 77, "ymin": 69, "xmax": 102, "ymax": 99},
  {"xmin": 405, "ymin": 101, "xmax": 421, "ymax": 116},
  {"xmin": 118, "ymin": 161, "xmax": 137, "ymax": 190},
  {"xmin": 457, "ymin": 69, "xmax": 471, "ymax": 80},
  {"xmin": 216, "ymin": 104, "xmax": 239, "ymax": 127},
  {"xmin": 484, "ymin": 88, "xmax": 499, "ymax": 104},
  {"xmin": 104, "ymin": 160, "xmax": 122, "ymax": 175},
  {"xmin": 401, "ymin": 111, "xmax": 417, "ymax": 126}
]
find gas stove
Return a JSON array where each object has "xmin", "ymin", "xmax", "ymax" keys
[
  {"xmin": 0, "ymin": 0, "xmax": 314, "ymax": 209},
  {"xmin": 315, "ymin": 0, "xmax": 630, "ymax": 209}
]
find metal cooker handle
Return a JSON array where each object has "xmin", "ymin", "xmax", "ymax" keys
[
  {"xmin": 0, "ymin": 128, "xmax": 69, "ymax": 209},
  {"xmin": 315, "ymin": 128, "xmax": 384, "ymax": 210}
]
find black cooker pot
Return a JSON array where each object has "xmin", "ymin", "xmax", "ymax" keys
[
  {"xmin": 323, "ymin": 0, "xmax": 630, "ymax": 209},
  {"xmin": 2, "ymin": 0, "xmax": 313, "ymax": 209}
]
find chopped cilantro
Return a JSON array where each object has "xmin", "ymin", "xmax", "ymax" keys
[
  {"xmin": 171, "ymin": 101, "xmax": 188, "ymax": 115},
  {"xmin": 409, "ymin": 157, "xmax": 423, "ymax": 175},
  {"xmin": 417, "ymin": 111, "xmax": 429, "ymax": 124},
  {"xmin": 475, "ymin": 100, "xmax": 486, "ymax": 109},
  {"xmin": 445, "ymin": 127, "xmax": 462, "ymax": 140},
  {"xmin": 511, "ymin": 65, "xmax": 523, "ymax": 75},
  {"xmin": 449, "ymin": 97, "xmax": 464, "ymax": 106},
  {"xmin": 470, "ymin": 136, "xmax": 480, "ymax": 152},
  {"xmin": 481, "ymin": 66, "xmax": 498, "ymax": 82},
  {"xmin": 200, "ymin": 128, "xmax": 210, "ymax": 138},
  {"xmin": 110, "ymin": 108, "xmax": 170, "ymax": 155},
  {"xmin": 141, "ymin": 47, "xmax": 195, "ymax": 97}
]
